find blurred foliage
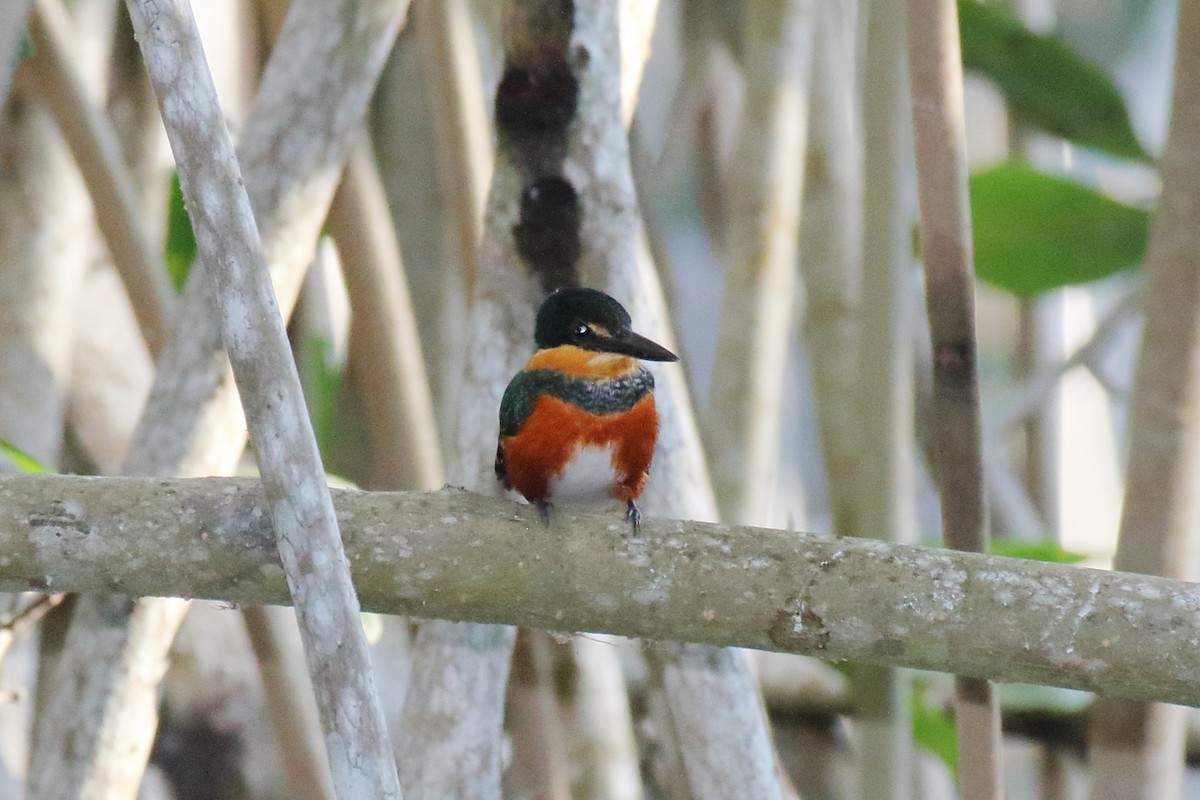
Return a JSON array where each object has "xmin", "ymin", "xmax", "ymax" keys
[
  {"xmin": 0, "ymin": 441, "xmax": 50, "ymax": 473},
  {"xmin": 959, "ymin": 0, "xmax": 1149, "ymax": 162},
  {"xmin": 165, "ymin": 172, "xmax": 196, "ymax": 292},
  {"xmin": 913, "ymin": 680, "xmax": 958, "ymax": 775},
  {"xmin": 988, "ymin": 538, "xmax": 1088, "ymax": 564},
  {"xmin": 970, "ymin": 161, "xmax": 1148, "ymax": 296},
  {"xmin": 298, "ymin": 335, "xmax": 344, "ymax": 463}
]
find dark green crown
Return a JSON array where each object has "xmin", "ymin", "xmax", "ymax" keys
[{"xmin": 533, "ymin": 288, "xmax": 678, "ymax": 362}]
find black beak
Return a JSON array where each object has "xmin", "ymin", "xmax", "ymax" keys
[{"xmin": 605, "ymin": 330, "xmax": 678, "ymax": 362}]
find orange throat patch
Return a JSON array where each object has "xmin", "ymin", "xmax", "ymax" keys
[{"xmin": 523, "ymin": 345, "xmax": 641, "ymax": 380}]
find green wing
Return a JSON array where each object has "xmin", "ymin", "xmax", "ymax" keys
[{"xmin": 498, "ymin": 370, "xmax": 555, "ymax": 438}]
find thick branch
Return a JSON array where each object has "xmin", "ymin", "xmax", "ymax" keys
[{"xmin": 2, "ymin": 475, "xmax": 1200, "ymax": 708}]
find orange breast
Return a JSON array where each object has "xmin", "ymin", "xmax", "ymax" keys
[{"xmin": 500, "ymin": 392, "xmax": 659, "ymax": 503}]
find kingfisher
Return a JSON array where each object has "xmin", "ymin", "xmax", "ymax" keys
[{"xmin": 495, "ymin": 288, "xmax": 677, "ymax": 530}]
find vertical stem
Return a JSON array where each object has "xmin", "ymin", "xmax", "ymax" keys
[
  {"xmin": 856, "ymin": 2, "xmax": 919, "ymax": 797},
  {"xmin": 903, "ymin": 0, "xmax": 1002, "ymax": 797},
  {"xmin": 1087, "ymin": 1, "xmax": 1200, "ymax": 798},
  {"xmin": 571, "ymin": 634, "xmax": 644, "ymax": 800},
  {"xmin": 242, "ymin": 605, "xmax": 336, "ymax": 800},
  {"xmin": 24, "ymin": 0, "xmax": 175, "ymax": 358},
  {"xmin": 329, "ymin": 139, "xmax": 445, "ymax": 490},
  {"xmin": 416, "ymin": 0, "xmax": 492, "ymax": 297},
  {"xmin": 706, "ymin": 0, "xmax": 816, "ymax": 525}
]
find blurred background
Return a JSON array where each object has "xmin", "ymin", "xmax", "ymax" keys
[{"xmin": 0, "ymin": 0, "xmax": 1191, "ymax": 798}]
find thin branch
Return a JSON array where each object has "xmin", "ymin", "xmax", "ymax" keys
[
  {"xmin": 126, "ymin": 0, "xmax": 413, "ymax": 478},
  {"xmin": 904, "ymin": 0, "xmax": 1002, "ymax": 796},
  {"xmin": 241, "ymin": 605, "xmax": 335, "ymax": 800},
  {"xmin": 571, "ymin": 634, "xmax": 644, "ymax": 800},
  {"xmin": 3, "ymin": 475, "xmax": 1200, "ymax": 706},
  {"xmin": 705, "ymin": 0, "xmax": 816, "ymax": 525},
  {"xmin": 23, "ymin": 0, "xmax": 175, "ymax": 358},
  {"xmin": 1087, "ymin": 1, "xmax": 1200, "ymax": 797},
  {"xmin": 0, "ymin": 593, "xmax": 63, "ymax": 633},
  {"xmin": 328, "ymin": 139, "xmax": 444, "ymax": 491},
  {"xmin": 801, "ymin": 0, "xmax": 864, "ymax": 540},
  {"xmin": 618, "ymin": 0, "xmax": 661, "ymax": 126},
  {"xmin": 986, "ymin": 291, "xmax": 1139, "ymax": 437},
  {"xmin": 415, "ymin": 0, "xmax": 492, "ymax": 297},
  {"xmin": 855, "ymin": 0, "xmax": 918, "ymax": 796},
  {"xmin": 0, "ymin": 593, "xmax": 62, "ymax": 666},
  {"xmin": 124, "ymin": 2, "xmax": 401, "ymax": 797}
]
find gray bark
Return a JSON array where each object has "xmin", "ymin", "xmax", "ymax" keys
[
  {"xmin": 1, "ymin": 475, "xmax": 1199, "ymax": 708},
  {"xmin": 124, "ymin": 1, "xmax": 402, "ymax": 796},
  {"xmin": 25, "ymin": 1, "xmax": 412, "ymax": 797}
]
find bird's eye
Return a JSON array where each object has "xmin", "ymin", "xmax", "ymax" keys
[{"xmin": 574, "ymin": 323, "xmax": 590, "ymax": 336}]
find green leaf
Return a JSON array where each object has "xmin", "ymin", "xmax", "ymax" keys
[
  {"xmin": 959, "ymin": 0, "xmax": 1149, "ymax": 162},
  {"xmin": 299, "ymin": 335, "xmax": 344, "ymax": 461},
  {"xmin": 0, "ymin": 441, "xmax": 49, "ymax": 474},
  {"xmin": 971, "ymin": 161, "xmax": 1148, "ymax": 296},
  {"xmin": 912, "ymin": 681, "xmax": 958, "ymax": 774},
  {"xmin": 165, "ymin": 172, "xmax": 196, "ymax": 292},
  {"xmin": 989, "ymin": 538, "xmax": 1088, "ymax": 564}
]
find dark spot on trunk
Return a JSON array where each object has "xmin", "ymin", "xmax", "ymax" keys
[
  {"xmin": 495, "ymin": 63, "xmax": 579, "ymax": 139},
  {"xmin": 514, "ymin": 176, "xmax": 581, "ymax": 293}
]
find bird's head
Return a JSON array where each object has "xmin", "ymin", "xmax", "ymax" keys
[{"xmin": 534, "ymin": 288, "xmax": 678, "ymax": 362}]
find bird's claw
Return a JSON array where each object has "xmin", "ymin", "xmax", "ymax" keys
[
  {"xmin": 534, "ymin": 499, "xmax": 553, "ymax": 526},
  {"xmin": 625, "ymin": 500, "xmax": 641, "ymax": 532}
]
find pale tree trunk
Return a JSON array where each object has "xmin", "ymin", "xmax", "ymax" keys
[
  {"xmin": 706, "ymin": 0, "xmax": 816, "ymax": 527},
  {"xmin": 399, "ymin": 2, "xmax": 783, "ymax": 798},
  {"xmin": 24, "ymin": 2, "xmax": 412, "ymax": 797},
  {"xmin": 0, "ymin": 16, "xmax": 95, "ymax": 471},
  {"xmin": 904, "ymin": 0, "xmax": 1003, "ymax": 797},
  {"xmin": 1087, "ymin": 1, "xmax": 1200, "ymax": 798},
  {"xmin": 570, "ymin": 3, "xmax": 784, "ymax": 797},
  {"xmin": 0, "ymin": 0, "xmax": 101, "ymax": 786}
]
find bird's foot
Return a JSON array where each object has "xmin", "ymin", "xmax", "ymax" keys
[
  {"xmin": 625, "ymin": 499, "xmax": 641, "ymax": 532},
  {"xmin": 534, "ymin": 498, "xmax": 553, "ymax": 527}
]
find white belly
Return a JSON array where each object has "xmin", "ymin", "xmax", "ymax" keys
[{"xmin": 548, "ymin": 443, "xmax": 621, "ymax": 508}]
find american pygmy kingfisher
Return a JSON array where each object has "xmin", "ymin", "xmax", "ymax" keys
[{"xmin": 495, "ymin": 288, "xmax": 678, "ymax": 530}]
